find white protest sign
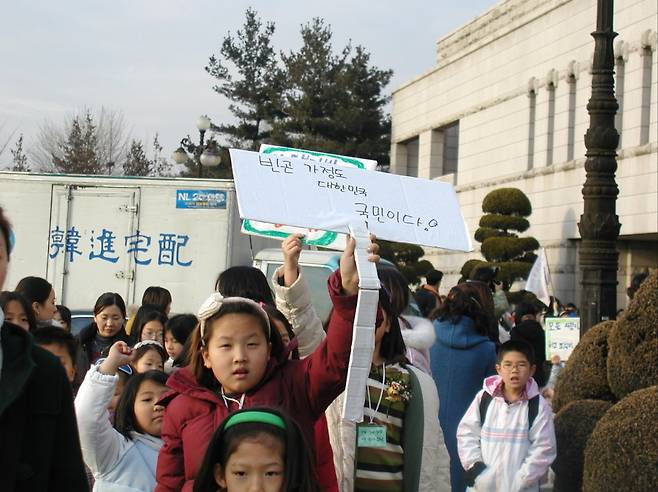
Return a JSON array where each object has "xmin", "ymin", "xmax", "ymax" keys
[
  {"xmin": 230, "ymin": 149, "xmax": 473, "ymax": 252},
  {"xmin": 240, "ymin": 145, "xmax": 378, "ymax": 249},
  {"xmin": 545, "ymin": 317, "xmax": 581, "ymax": 360}
]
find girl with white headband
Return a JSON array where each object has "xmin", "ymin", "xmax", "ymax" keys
[{"xmin": 155, "ymin": 236, "xmax": 379, "ymax": 492}]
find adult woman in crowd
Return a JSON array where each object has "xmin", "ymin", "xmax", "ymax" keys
[
  {"xmin": 79, "ymin": 292, "xmax": 131, "ymax": 365},
  {"xmin": 429, "ymin": 282, "xmax": 497, "ymax": 492}
]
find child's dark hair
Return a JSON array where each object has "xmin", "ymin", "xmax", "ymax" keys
[
  {"xmin": 166, "ymin": 314, "xmax": 198, "ymax": 366},
  {"xmin": 114, "ymin": 370, "xmax": 168, "ymax": 440},
  {"xmin": 262, "ymin": 304, "xmax": 300, "ymax": 360},
  {"xmin": 193, "ymin": 407, "xmax": 319, "ymax": 492},
  {"xmin": 56, "ymin": 304, "xmax": 72, "ymax": 328},
  {"xmin": 15, "ymin": 276, "xmax": 52, "ymax": 305},
  {"xmin": 436, "ymin": 283, "xmax": 495, "ymax": 339},
  {"xmin": 515, "ymin": 301, "xmax": 538, "ymax": 320},
  {"xmin": 497, "ymin": 339, "xmax": 536, "ymax": 365},
  {"xmin": 188, "ymin": 300, "xmax": 284, "ymax": 389},
  {"xmin": 33, "ymin": 326, "xmax": 79, "ymax": 366},
  {"xmin": 166, "ymin": 314, "xmax": 197, "ymax": 344},
  {"xmin": 141, "ymin": 286, "xmax": 172, "ymax": 313},
  {"xmin": 0, "ymin": 290, "xmax": 38, "ymax": 332},
  {"xmin": 93, "ymin": 292, "xmax": 127, "ymax": 318},
  {"xmin": 134, "ymin": 305, "xmax": 168, "ymax": 343},
  {"xmin": 215, "ymin": 266, "xmax": 274, "ymax": 305},
  {"xmin": 376, "ymin": 284, "xmax": 409, "ymax": 365},
  {"xmin": 131, "ymin": 342, "xmax": 167, "ymax": 368}
]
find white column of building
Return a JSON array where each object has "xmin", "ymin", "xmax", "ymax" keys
[
  {"xmin": 417, "ymin": 129, "xmax": 444, "ymax": 179},
  {"xmin": 390, "ymin": 141, "xmax": 408, "ymax": 176}
]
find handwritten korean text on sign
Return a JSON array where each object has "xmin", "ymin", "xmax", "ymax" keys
[
  {"xmin": 545, "ymin": 317, "xmax": 581, "ymax": 360},
  {"xmin": 229, "ymin": 149, "xmax": 472, "ymax": 251}
]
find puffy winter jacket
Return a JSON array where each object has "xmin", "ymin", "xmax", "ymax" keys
[
  {"xmin": 155, "ymin": 271, "xmax": 357, "ymax": 492},
  {"xmin": 457, "ymin": 376, "xmax": 556, "ymax": 491},
  {"xmin": 75, "ymin": 365, "xmax": 163, "ymax": 491},
  {"xmin": 400, "ymin": 315, "xmax": 436, "ymax": 375}
]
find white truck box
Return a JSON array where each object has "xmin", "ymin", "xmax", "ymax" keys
[{"xmin": 0, "ymin": 172, "xmax": 272, "ymax": 313}]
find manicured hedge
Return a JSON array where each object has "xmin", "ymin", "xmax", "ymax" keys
[
  {"xmin": 607, "ymin": 271, "xmax": 658, "ymax": 399},
  {"xmin": 552, "ymin": 399, "xmax": 614, "ymax": 492},
  {"xmin": 552, "ymin": 321, "xmax": 616, "ymax": 413},
  {"xmin": 583, "ymin": 386, "xmax": 658, "ymax": 491}
]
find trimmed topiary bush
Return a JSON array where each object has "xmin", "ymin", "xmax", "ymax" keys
[
  {"xmin": 552, "ymin": 399, "xmax": 614, "ymax": 492},
  {"xmin": 482, "ymin": 187, "xmax": 532, "ymax": 216},
  {"xmin": 582, "ymin": 386, "xmax": 658, "ymax": 491},
  {"xmin": 460, "ymin": 259, "xmax": 486, "ymax": 279},
  {"xmin": 552, "ymin": 321, "xmax": 616, "ymax": 413},
  {"xmin": 464, "ymin": 187, "xmax": 538, "ymax": 287},
  {"xmin": 474, "ymin": 226, "xmax": 507, "ymax": 243},
  {"xmin": 607, "ymin": 270, "xmax": 658, "ymax": 399},
  {"xmin": 479, "ymin": 214, "xmax": 530, "ymax": 232}
]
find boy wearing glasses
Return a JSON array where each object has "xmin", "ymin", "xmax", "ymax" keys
[{"xmin": 456, "ymin": 340, "xmax": 556, "ymax": 491}]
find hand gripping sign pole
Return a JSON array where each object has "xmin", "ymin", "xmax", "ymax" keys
[{"xmin": 342, "ymin": 222, "xmax": 380, "ymax": 422}]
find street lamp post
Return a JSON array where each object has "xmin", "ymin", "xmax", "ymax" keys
[
  {"xmin": 577, "ymin": 0, "xmax": 621, "ymax": 334},
  {"xmin": 172, "ymin": 115, "xmax": 222, "ymax": 178}
]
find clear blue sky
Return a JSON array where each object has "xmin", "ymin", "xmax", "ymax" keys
[{"xmin": 0, "ymin": 0, "xmax": 498, "ymax": 167}]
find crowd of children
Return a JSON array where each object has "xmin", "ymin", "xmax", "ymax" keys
[{"xmin": 1, "ymin": 205, "xmax": 563, "ymax": 492}]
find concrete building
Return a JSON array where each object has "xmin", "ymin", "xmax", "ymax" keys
[{"xmin": 390, "ymin": 0, "xmax": 657, "ymax": 309}]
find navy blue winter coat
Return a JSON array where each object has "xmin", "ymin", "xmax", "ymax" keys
[{"xmin": 430, "ymin": 315, "xmax": 496, "ymax": 492}]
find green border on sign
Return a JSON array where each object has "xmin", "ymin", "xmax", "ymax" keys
[
  {"xmin": 261, "ymin": 146, "xmax": 365, "ymax": 169},
  {"xmin": 242, "ymin": 219, "xmax": 338, "ymax": 247}
]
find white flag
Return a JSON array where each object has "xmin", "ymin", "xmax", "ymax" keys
[{"xmin": 525, "ymin": 248, "xmax": 553, "ymax": 307}]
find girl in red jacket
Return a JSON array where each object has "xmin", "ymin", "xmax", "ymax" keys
[
  {"xmin": 193, "ymin": 407, "xmax": 318, "ymax": 492},
  {"xmin": 155, "ymin": 237, "xmax": 379, "ymax": 492}
]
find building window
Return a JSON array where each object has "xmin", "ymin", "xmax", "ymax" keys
[
  {"xmin": 441, "ymin": 121, "xmax": 459, "ymax": 182},
  {"xmin": 406, "ymin": 137, "xmax": 419, "ymax": 177},
  {"xmin": 527, "ymin": 89, "xmax": 536, "ymax": 170},
  {"xmin": 615, "ymin": 56, "xmax": 625, "ymax": 149},
  {"xmin": 567, "ymin": 75, "xmax": 577, "ymax": 161},
  {"xmin": 640, "ymin": 47, "xmax": 653, "ymax": 145},
  {"xmin": 546, "ymin": 82, "xmax": 556, "ymax": 165}
]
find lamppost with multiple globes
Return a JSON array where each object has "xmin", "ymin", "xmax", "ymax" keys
[{"xmin": 171, "ymin": 115, "xmax": 222, "ymax": 178}]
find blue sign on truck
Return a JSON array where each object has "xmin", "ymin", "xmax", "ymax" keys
[{"xmin": 176, "ymin": 189, "xmax": 227, "ymax": 209}]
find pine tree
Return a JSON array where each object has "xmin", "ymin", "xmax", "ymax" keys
[
  {"xmin": 10, "ymin": 134, "xmax": 30, "ymax": 172},
  {"xmin": 205, "ymin": 7, "xmax": 283, "ymax": 150},
  {"xmin": 52, "ymin": 111, "xmax": 101, "ymax": 174},
  {"xmin": 122, "ymin": 139, "xmax": 151, "ymax": 176},
  {"xmin": 276, "ymin": 18, "xmax": 350, "ymax": 153},
  {"xmin": 205, "ymin": 10, "xmax": 392, "ymax": 166}
]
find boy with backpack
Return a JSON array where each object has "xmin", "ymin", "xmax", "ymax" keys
[{"xmin": 456, "ymin": 340, "xmax": 556, "ymax": 491}]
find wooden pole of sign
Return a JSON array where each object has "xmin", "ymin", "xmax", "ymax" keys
[{"xmin": 342, "ymin": 223, "xmax": 380, "ymax": 422}]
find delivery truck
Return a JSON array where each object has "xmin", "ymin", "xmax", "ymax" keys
[{"xmin": 0, "ymin": 172, "xmax": 273, "ymax": 313}]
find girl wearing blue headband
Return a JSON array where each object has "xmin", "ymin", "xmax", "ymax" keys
[{"xmin": 194, "ymin": 408, "xmax": 317, "ymax": 492}]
